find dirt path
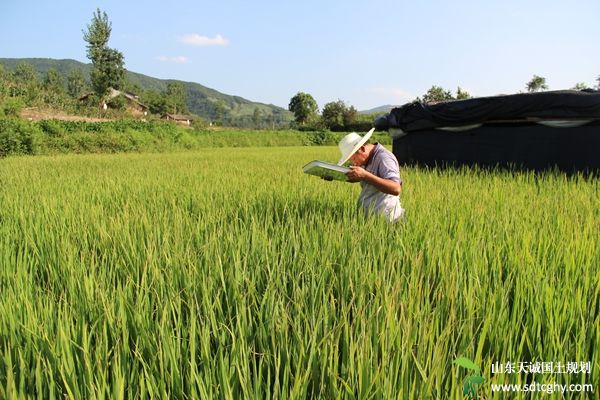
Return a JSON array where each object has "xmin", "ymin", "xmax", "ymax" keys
[{"xmin": 19, "ymin": 107, "xmax": 113, "ymax": 122}]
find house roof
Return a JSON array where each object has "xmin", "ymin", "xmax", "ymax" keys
[
  {"xmin": 109, "ymin": 88, "xmax": 148, "ymax": 109},
  {"xmin": 162, "ymin": 113, "xmax": 193, "ymax": 121},
  {"xmin": 79, "ymin": 88, "xmax": 147, "ymax": 110}
]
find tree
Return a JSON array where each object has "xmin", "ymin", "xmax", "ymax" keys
[
  {"xmin": 321, "ymin": 100, "xmax": 346, "ymax": 130},
  {"xmin": 342, "ymin": 104, "xmax": 358, "ymax": 128},
  {"xmin": 214, "ymin": 100, "xmax": 229, "ymax": 125},
  {"xmin": 265, "ymin": 112, "xmax": 275, "ymax": 130},
  {"xmin": 12, "ymin": 62, "xmax": 37, "ymax": 86},
  {"xmin": 0, "ymin": 65, "xmax": 9, "ymax": 99},
  {"xmin": 456, "ymin": 86, "xmax": 471, "ymax": 100},
  {"xmin": 165, "ymin": 81, "xmax": 188, "ymax": 114},
  {"xmin": 596, "ymin": 76, "xmax": 600, "ymax": 90},
  {"xmin": 320, "ymin": 100, "xmax": 358, "ymax": 131},
  {"xmin": 252, "ymin": 107, "xmax": 263, "ymax": 129},
  {"xmin": 83, "ymin": 8, "xmax": 125, "ymax": 98},
  {"xmin": 11, "ymin": 62, "xmax": 39, "ymax": 101},
  {"xmin": 140, "ymin": 90, "xmax": 167, "ymax": 115},
  {"xmin": 67, "ymin": 69, "xmax": 86, "ymax": 98},
  {"xmin": 526, "ymin": 75, "xmax": 548, "ymax": 92},
  {"xmin": 43, "ymin": 69, "xmax": 64, "ymax": 93},
  {"xmin": 571, "ymin": 82, "xmax": 590, "ymax": 91},
  {"xmin": 288, "ymin": 92, "xmax": 318, "ymax": 126},
  {"xmin": 422, "ymin": 86, "xmax": 454, "ymax": 103}
]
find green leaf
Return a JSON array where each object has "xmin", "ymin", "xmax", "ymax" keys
[
  {"xmin": 462, "ymin": 382, "xmax": 472, "ymax": 396},
  {"xmin": 468, "ymin": 375, "xmax": 485, "ymax": 385},
  {"xmin": 454, "ymin": 357, "xmax": 480, "ymax": 373}
]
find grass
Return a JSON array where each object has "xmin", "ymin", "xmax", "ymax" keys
[
  {"xmin": 0, "ymin": 147, "xmax": 598, "ymax": 399},
  {"xmin": 0, "ymin": 118, "xmax": 392, "ymax": 157}
]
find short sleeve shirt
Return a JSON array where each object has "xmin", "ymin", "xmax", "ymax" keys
[{"xmin": 358, "ymin": 143, "xmax": 404, "ymax": 222}]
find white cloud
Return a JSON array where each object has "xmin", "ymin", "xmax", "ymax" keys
[
  {"xmin": 157, "ymin": 55, "xmax": 189, "ymax": 64},
  {"xmin": 179, "ymin": 33, "xmax": 229, "ymax": 46}
]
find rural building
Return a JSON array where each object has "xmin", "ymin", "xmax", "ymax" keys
[
  {"xmin": 161, "ymin": 113, "xmax": 194, "ymax": 126},
  {"xmin": 375, "ymin": 90, "xmax": 600, "ymax": 172}
]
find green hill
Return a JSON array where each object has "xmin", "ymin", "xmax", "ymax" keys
[
  {"xmin": 358, "ymin": 105, "xmax": 396, "ymax": 115},
  {"xmin": 0, "ymin": 58, "xmax": 292, "ymax": 124}
]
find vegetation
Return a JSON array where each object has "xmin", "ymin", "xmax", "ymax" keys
[
  {"xmin": 141, "ymin": 81, "xmax": 189, "ymax": 116},
  {"xmin": 456, "ymin": 86, "xmax": 471, "ymax": 100},
  {"xmin": 0, "ymin": 58, "xmax": 294, "ymax": 128},
  {"xmin": 0, "ymin": 119, "xmax": 391, "ymax": 157},
  {"xmin": 83, "ymin": 9, "xmax": 125, "ymax": 99},
  {"xmin": 526, "ymin": 75, "xmax": 549, "ymax": 92},
  {"xmin": 0, "ymin": 147, "xmax": 597, "ymax": 398},
  {"xmin": 321, "ymin": 100, "xmax": 358, "ymax": 131},
  {"xmin": 416, "ymin": 85, "xmax": 472, "ymax": 103},
  {"xmin": 571, "ymin": 82, "xmax": 591, "ymax": 90},
  {"xmin": 1, "ymin": 6, "xmax": 596, "ymax": 133},
  {"xmin": 2, "ymin": 53, "xmax": 596, "ymax": 132},
  {"xmin": 0, "ymin": 61, "xmax": 75, "ymax": 113},
  {"xmin": 66, "ymin": 68, "xmax": 86, "ymax": 98},
  {"xmin": 288, "ymin": 92, "xmax": 319, "ymax": 126}
]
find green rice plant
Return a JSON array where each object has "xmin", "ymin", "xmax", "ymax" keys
[{"xmin": 0, "ymin": 147, "xmax": 598, "ymax": 399}]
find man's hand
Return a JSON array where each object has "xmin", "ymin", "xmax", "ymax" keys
[
  {"xmin": 346, "ymin": 166, "xmax": 368, "ymax": 182},
  {"xmin": 346, "ymin": 166, "xmax": 401, "ymax": 195}
]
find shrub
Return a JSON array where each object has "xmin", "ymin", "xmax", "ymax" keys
[
  {"xmin": 38, "ymin": 119, "xmax": 64, "ymax": 137},
  {"xmin": 1, "ymin": 97, "xmax": 26, "ymax": 118},
  {"xmin": 303, "ymin": 131, "xmax": 338, "ymax": 146},
  {"xmin": 0, "ymin": 119, "xmax": 41, "ymax": 156}
]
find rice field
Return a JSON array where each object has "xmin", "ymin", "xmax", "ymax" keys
[{"xmin": 0, "ymin": 147, "xmax": 598, "ymax": 399}]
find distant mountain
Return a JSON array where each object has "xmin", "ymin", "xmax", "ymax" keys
[
  {"xmin": 0, "ymin": 58, "xmax": 293, "ymax": 124},
  {"xmin": 358, "ymin": 105, "xmax": 397, "ymax": 115}
]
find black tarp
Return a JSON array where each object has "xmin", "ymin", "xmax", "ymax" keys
[{"xmin": 374, "ymin": 90, "xmax": 600, "ymax": 172}]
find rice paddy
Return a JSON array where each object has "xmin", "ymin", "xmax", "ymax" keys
[{"xmin": 0, "ymin": 147, "xmax": 598, "ymax": 399}]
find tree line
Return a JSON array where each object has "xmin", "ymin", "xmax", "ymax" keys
[
  {"xmin": 1, "ymin": 8, "xmax": 598, "ymax": 129},
  {"xmin": 288, "ymin": 75, "xmax": 600, "ymax": 129}
]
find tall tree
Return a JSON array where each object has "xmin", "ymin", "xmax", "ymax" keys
[
  {"xmin": 214, "ymin": 100, "xmax": 229, "ymax": 125},
  {"xmin": 265, "ymin": 112, "xmax": 275, "ymax": 130},
  {"xmin": 83, "ymin": 8, "xmax": 125, "ymax": 99},
  {"xmin": 288, "ymin": 92, "xmax": 318, "ymax": 126},
  {"xmin": 596, "ymin": 75, "xmax": 600, "ymax": 90},
  {"xmin": 67, "ymin": 69, "xmax": 86, "ymax": 98},
  {"xmin": 526, "ymin": 75, "xmax": 548, "ymax": 92},
  {"xmin": 165, "ymin": 81, "xmax": 188, "ymax": 114},
  {"xmin": 252, "ymin": 107, "xmax": 263, "ymax": 129}
]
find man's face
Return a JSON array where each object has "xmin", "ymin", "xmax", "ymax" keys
[{"xmin": 349, "ymin": 146, "xmax": 368, "ymax": 166}]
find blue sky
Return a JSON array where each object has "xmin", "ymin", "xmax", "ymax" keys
[{"xmin": 1, "ymin": 0, "xmax": 599, "ymax": 110}]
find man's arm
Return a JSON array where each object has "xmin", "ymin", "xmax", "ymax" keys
[{"xmin": 346, "ymin": 166, "xmax": 401, "ymax": 196}]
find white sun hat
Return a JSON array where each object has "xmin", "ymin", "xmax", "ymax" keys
[{"xmin": 337, "ymin": 127, "xmax": 375, "ymax": 166}]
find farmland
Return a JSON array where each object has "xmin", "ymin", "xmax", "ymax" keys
[{"xmin": 0, "ymin": 147, "xmax": 598, "ymax": 398}]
